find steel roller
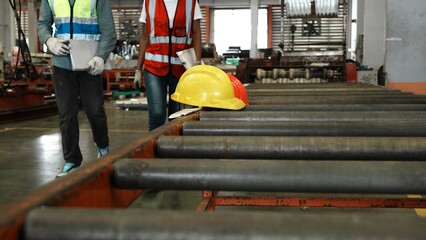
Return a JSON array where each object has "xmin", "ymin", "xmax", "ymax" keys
[
  {"xmin": 113, "ymin": 158, "xmax": 426, "ymax": 193},
  {"xmin": 243, "ymin": 104, "xmax": 426, "ymax": 111},
  {"xmin": 245, "ymin": 86, "xmax": 407, "ymax": 93},
  {"xmin": 198, "ymin": 111, "xmax": 426, "ymax": 122},
  {"xmin": 25, "ymin": 208, "xmax": 426, "ymax": 240},
  {"xmin": 246, "ymin": 91, "xmax": 412, "ymax": 96},
  {"xmin": 248, "ymin": 97, "xmax": 426, "ymax": 104},
  {"xmin": 248, "ymin": 94, "xmax": 426, "ymax": 100},
  {"xmin": 156, "ymin": 136, "xmax": 426, "ymax": 160},
  {"xmin": 181, "ymin": 121, "xmax": 426, "ymax": 136},
  {"xmin": 246, "ymin": 87, "xmax": 400, "ymax": 92},
  {"xmin": 245, "ymin": 83, "xmax": 384, "ymax": 89}
]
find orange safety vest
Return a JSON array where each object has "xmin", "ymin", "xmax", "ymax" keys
[{"xmin": 144, "ymin": 0, "xmax": 196, "ymax": 77}]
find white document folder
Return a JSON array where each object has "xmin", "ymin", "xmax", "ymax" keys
[
  {"xmin": 176, "ymin": 48, "xmax": 196, "ymax": 70},
  {"xmin": 69, "ymin": 39, "xmax": 111, "ymax": 71}
]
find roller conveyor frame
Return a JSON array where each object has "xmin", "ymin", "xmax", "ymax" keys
[{"xmin": 1, "ymin": 83, "xmax": 426, "ymax": 239}]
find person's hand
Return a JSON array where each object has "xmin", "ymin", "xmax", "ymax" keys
[
  {"xmin": 87, "ymin": 56, "xmax": 105, "ymax": 75},
  {"xmin": 134, "ymin": 69, "xmax": 142, "ymax": 88},
  {"xmin": 46, "ymin": 37, "xmax": 69, "ymax": 55}
]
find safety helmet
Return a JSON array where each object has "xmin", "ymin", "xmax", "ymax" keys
[
  {"xmin": 171, "ymin": 65, "xmax": 246, "ymax": 110},
  {"xmin": 228, "ymin": 74, "xmax": 249, "ymax": 105}
]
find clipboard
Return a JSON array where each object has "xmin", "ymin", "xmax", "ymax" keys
[{"xmin": 68, "ymin": 39, "xmax": 111, "ymax": 71}]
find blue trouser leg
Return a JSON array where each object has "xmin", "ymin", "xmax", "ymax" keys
[{"xmin": 144, "ymin": 71, "xmax": 180, "ymax": 131}]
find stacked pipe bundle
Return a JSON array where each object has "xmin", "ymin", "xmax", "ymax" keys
[{"xmin": 256, "ymin": 68, "xmax": 329, "ymax": 83}]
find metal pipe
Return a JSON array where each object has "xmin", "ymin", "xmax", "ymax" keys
[
  {"xmin": 245, "ymin": 83, "xmax": 384, "ymax": 89},
  {"xmin": 249, "ymin": 95, "xmax": 426, "ymax": 100},
  {"xmin": 181, "ymin": 121, "xmax": 426, "ymax": 136},
  {"xmin": 156, "ymin": 136, "xmax": 426, "ymax": 160},
  {"xmin": 246, "ymin": 88, "xmax": 400, "ymax": 93},
  {"xmin": 199, "ymin": 111, "xmax": 426, "ymax": 122},
  {"xmin": 25, "ymin": 208, "xmax": 426, "ymax": 240},
  {"xmin": 113, "ymin": 158, "xmax": 426, "ymax": 193},
  {"xmin": 246, "ymin": 91, "xmax": 412, "ymax": 96},
  {"xmin": 249, "ymin": 97, "xmax": 426, "ymax": 104},
  {"xmin": 243, "ymin": 104, "xmax": 426, "ymax": 111}
]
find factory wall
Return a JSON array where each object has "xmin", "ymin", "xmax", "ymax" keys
[
  {"xmin": 363, "ymin": 0, "xmax": 386, "ymax": 70},
  {"xmin": 385, "ymin": 0, "xmax": 426, "ymax": 94}
]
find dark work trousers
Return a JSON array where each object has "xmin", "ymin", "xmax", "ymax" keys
[{"xmin": 53, "ymin": 66, "xmax": 109, "ymax": 166}]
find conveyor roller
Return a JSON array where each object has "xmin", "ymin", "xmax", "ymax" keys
[
  {"xmin": 25, "ymin": 208, "xmax": 426, "ymax": 240},
  {"xmin": 113, "ymin": 158, "xmax": 426, "ymax": 193},
  {"xmin": 243, "ymin": 104, "xmax": 426, "ymax": 111},
  {"xmin": 199, "ymin": 111, "xmax": 426, "ymax": 122},
  {"xmin": 182, "ymin": 121, "xmax": 426, "ymax": 136},
  {"xmin": 246, "ymin": 91, "xmax": 413, "ymax": 96},
  {"xmin": 244, "ymin": 83, "xmax": 385, "ymax": 89},
  {"xmin": 156, "ymin": 136, "xmax": 426, "ymax": 160},
  {"xmin": 249, "ymin": 97, "xmax": 426, "ymax": 104}
]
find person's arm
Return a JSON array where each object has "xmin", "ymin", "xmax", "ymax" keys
[
  {"xmin": 192, "ymin": 1, "xmax": 202, "ymax": 62},
  {"xmin": 96, "ymin": 0, "xmax": 117, "ymax": 61},
  {"xmin": 192, "ymin": 19, "xmax": 202, "ymax": 62},
  {"xmin": 37, "ymin": 0, "xmax": 54, "ymax": 44},
  {"xmin": 136, "ymin": 23, "xmax": 149, "ymax": 71}
]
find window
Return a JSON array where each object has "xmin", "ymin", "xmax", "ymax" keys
[{"xmin": 213, "ymin": 9, "xmax": 267, "ymax": 56}]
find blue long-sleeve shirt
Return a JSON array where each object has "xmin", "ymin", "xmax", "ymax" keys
[{"xmin": 38, "ymin": 0, "xmax": 117, "ymax": 70}]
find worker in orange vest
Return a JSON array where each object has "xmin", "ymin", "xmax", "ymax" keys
[{"xmin": 134, "ymin": 0, "xmax": 202, "ymax": 131}]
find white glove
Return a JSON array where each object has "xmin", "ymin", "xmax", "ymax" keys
[
  {"xmin": 87, "ymin": 56, "xmax": 105, "ymax": 75},
  {"xmin": 46, "ymin": 37, "xmax": 70, "ymax": 56},
  {"xmin": 134, "ymin": 69, "xmax": 142, "ymax": 88}
]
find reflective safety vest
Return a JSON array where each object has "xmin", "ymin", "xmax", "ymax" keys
[
  {"xmin": 145, "ymin": 0, "xmax": 196, "ymax": 77},
  {"xmin": 48, "ymin": 0, "xmax": 100, "ymax": 41}
]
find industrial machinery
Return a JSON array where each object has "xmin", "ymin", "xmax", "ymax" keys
[
  {"xmin": 0, "ymin": 1, "xmax": 55, "ymax": 123},
  {"xmin": 249, "ymin": 0, "xmax": 348, "ymax": 84},
  {"xmin": 1, "ymin": 83, "xmax": 426, "ymax": 239}
]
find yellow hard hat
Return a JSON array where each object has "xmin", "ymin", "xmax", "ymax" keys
[{"xmin": 171, "ymin": 65, "xmax": 246, "ymax": 110}]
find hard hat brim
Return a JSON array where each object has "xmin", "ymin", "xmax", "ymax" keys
[{"xmin": 171, "ymin": 92, "xmax": 246, "ymax": 110}]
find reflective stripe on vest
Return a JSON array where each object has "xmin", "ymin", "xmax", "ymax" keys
[
  {"xmin": 48, "ymin": 0, "xmax": 100, "ymax": 41},
  {"xmin": 145, "ymin": 53, "xmax": 181, "ymax": 65},
  {"xmin": 144, "ymin": 0, "xmax": 195, "ymax": 77}
]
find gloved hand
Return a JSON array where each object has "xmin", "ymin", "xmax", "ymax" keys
[
  {"xmin": 87, "ymin": 56, "xmax": 105, "ymax": 75},
  {"xmin": 46, "ymin": 37, "xmax": 69, "ymax": 56},
  {"xmin": 134, "ymin": 69, "xmax": 142, "ymax": 88}
]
